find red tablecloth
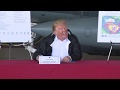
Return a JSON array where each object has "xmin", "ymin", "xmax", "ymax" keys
[{"xmin": 0, "ymin": 60, "xmax": 120, "ymax": 79}]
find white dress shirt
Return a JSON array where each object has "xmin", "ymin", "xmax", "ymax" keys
[{"xmin": 50, "ymin": 36, "xmax": 71, "ymax": 61}]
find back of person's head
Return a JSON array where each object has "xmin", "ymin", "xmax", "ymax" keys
[{"xmin": 52, "ymin": 19, "xmax": 67, "ymax": 32}]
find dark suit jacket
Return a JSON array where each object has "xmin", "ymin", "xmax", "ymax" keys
[{"xmin": 33, "ymin": 32, "xmax": 82, "ymax": 61}]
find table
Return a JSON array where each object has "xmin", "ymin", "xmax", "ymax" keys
[{"xmin": 0, "ymin": 60, "xmax": 120, "ymax": 79}]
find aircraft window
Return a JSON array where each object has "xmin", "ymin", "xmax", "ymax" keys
[
  {"xmin": 41, "ymin": 14, "xmax": 45, "ymax": 16},
  {"xmin": 84, "ymin": 28, "xmax": 92, "ymax": 37}
]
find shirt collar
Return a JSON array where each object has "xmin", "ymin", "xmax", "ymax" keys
[{"xmin": 55, "ymin": 36, "xmax": 69, "ymax": 42}]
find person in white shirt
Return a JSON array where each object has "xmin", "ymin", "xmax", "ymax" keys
[{"xmin": 33, "ymin": 19, "xmax": 82, "ymax": 62}]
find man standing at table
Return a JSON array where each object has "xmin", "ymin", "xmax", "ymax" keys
[{"xmin": 33, "ymin": 19, "xmax": 82, "ymax": 62}]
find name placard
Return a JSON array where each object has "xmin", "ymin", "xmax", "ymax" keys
[{"xmin": 39, "ymin": 56, "xmax": 60, "ymax": 64}]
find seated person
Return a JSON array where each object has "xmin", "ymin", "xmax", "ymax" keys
[{"xmin": 33, "ymin": 19, "xmax": 83, "ymax": 62}]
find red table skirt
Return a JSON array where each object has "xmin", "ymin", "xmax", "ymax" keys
[{"xmin": 0, "ymin": 60, "xmax": 120, "ymax": 79}]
